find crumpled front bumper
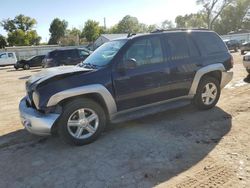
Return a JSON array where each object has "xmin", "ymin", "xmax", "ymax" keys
[{"xmin": 19, "ymin": 97, "xmax": 60, "ymax": 136}]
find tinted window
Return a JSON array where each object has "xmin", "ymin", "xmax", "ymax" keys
[
  {"xmin": 8, "ymin": 53, "xmax": 14, "ymax": 58},
  {"xmin": 186, "ymin": 37, "xmax": 200, "ymax": 57},
  {"xmin": 67, "ymin": 50, "xmax": 78, "ymax": 58},
  {"xmin": 195, "ymin": 32, "xmax": 227, "ymax": 55},
  {"xmin": 166, "ymin": 34, "xmax": 189, "ymax": 60},
  {"xmin": 124, "ymin": 37, "xmax": 163, "ymax": 67}
]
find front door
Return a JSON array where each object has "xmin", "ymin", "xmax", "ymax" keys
[{"xmin": 112, "ymin": 36, "xmax": 172, "ymax": 111}]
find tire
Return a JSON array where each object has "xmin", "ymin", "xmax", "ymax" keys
[
  {"xmin": 23, "ymin": 64, "xmax": 30, "ymax": 70},
  {"xmin": 247, "ymin": 69, "xmax": 250, "ymax": 74},
  {"xmin": 58, "ymin": 98, "xmax": 106, "ymax": 146},
  {"xmin": 193, "ymin": 76, "xmax": 221, "ymax": 110},
  {"xmin": 241, "ymin": 50, "xmax": 245, "ymax": 55}
]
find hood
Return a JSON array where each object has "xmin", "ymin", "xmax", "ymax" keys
[{"xmin": 26, "ymin": 66, "xmax": 92, "ymax": 90}]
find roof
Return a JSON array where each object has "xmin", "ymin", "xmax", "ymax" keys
[{"xmin": 101, "ymin": 34, "xmax": 128, "ymax": 40}]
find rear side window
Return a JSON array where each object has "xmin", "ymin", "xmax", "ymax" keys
[
  {"xmin": 186, "ymin": 37, "xmax": 200, "ymax": 57},
  {"xmin": 166, "ymin": 34, "xmax": 189, "ymax": 60},
  {"xmin": 195, "ymin": 32, "xmax": 227, "ymax": 55}
]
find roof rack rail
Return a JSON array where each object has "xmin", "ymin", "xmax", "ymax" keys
[
  {"xmin": 151, "ymin": 28, "xmax": 209, "ymax": 33},
  {"xmin": 127, "ymin": 33, "xmax": 136, "ymax": 38}
]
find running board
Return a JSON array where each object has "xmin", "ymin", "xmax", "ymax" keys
[{"xmin": 110, "ymin": 98, "xmax": 192, "ymax": 124}]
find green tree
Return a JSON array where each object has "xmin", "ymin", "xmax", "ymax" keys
[
  {"xmin": 60, "ymin": 28, "xmax": 82, "ymax": 46},
  {"xmin": 175, "ymin": 13, "xmax": 207, "ymax": 28},
  {"xmin": 214, "ymin": 0, "xmax": 250, "ymax": 34},
  {"xmin": 116, "ymin": 15, "xmax": 140, "ymax": 33},
  {"xmin": 161, "ymin": 20, "xmax": 174, "ymax": 29},
  {"xmin": 147, "ymin": 24, "xmax": 158, "ymax": 32},
  {"xmin": 1, "ymin": 14, "xmax": 37, "ymax": 32},
  {"xmin": 1, "ymin": 14, "xmax": 41, "ymax": 46},
  {"xmin": 83, "ymin": 20, "xmax": 100, "ymax": 42},
  {"xmin": 48, "ymin": 18, "xmax": 68, "ymax": 44},
  {"xmin": 197, "ymin": 0, "xmax": 235, "ymax": 29},
  {"xmin": 0, "ymin": 35, "xmax": 7, "ymax": 48}
]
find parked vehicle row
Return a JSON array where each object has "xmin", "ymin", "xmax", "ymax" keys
[
  {"xmin": 14, "ymin": 55, "xmax": 45, "ymax": 70},
  {"xmin": 240, "ymin": 41, "xmax": 250, "ymax": 55},
  {"xmin": 223, "ymin": 39, "xmax": 240, "ymax": 52},
  {"xmin": 243, "ymin": 52, "xmax": 250, "ymax": 74},
  {"xmin": 42, "ymin": 48, "xmax": 90, "ymax": 68},
  {"xmin": 0, "ymin": 52, "xmax": 17, "ymax": 66},
  {"xmin": 19, "ymin": 29, "xmax": 234, "ymax": 145},
  {"xmin": 223, "ymin": 39, "xmax": 250, "ymax": 55},
  {"xmin": 1, "ymin": 47, "xmax": 91, "ymax": 70}
]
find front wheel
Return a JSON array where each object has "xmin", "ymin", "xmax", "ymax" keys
[
  {"xmin": 193, "ymin": 76, "xmax": 221, "ymax": 110},
  {"xmin": 58, "ymin": 98, "xmax": 106, "ymax": 146}
]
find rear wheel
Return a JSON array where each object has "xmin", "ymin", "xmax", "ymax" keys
[
  {"xmin": 58, "ymin": 98, "xmax": 106, "ymax": 146},
  {"xmin": 193, "ymin": 76, "xmax": 221, "ymax": 110},
  {"xmin": 23, "ymin": 64, "xmax": 30, "ymax": 70}
]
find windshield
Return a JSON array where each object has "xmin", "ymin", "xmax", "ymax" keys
[{"xmin": 79, "ymin": 39, "xmax": 127, "ymax": 68}]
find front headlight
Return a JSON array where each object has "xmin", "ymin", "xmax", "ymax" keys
[{"xmin": 32, "ymin": 91, "xmax": 40, "ymax": 109}]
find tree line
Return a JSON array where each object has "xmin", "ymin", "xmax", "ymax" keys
[{"xmin": 0, "ymin": 0, "xmax": 249, "ymax": 48}]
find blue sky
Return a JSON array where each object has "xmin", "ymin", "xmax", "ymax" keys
[{"xmin": 0, "ymin": 0, "xmax": 201, "ymax": 42}]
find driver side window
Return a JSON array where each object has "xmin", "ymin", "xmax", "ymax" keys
[{"xmin": 124, "ymin": 37, "xmax": 163, "ymax": 68}]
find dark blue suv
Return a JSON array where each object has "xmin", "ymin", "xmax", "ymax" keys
[{"xmin": 19, "ymin": 30, "xmax": 233, "ymax": 145}]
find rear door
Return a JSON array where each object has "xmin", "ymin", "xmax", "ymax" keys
[
  {"xmin": 164, "ymin": 33, "xmax": 201, "ymax": 98},
  {"xmin": 113, "ymin": 36, "xmax": 172, "ymax": 111}
]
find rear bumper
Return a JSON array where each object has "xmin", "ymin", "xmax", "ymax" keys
[
  {"xmin": 221, "ymin": 71, "xmax": 233, "ymax": 89},
  {"xmin": 19, "ymin": 97, "xmax": 60, "ymax": 136}
]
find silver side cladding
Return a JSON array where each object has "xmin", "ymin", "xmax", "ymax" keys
[
  {"xmin": 189, "ymin": 63, "xmax": 232, "ymax": 95},
  {"xmin": 47, "ymin": 84, "xmax": 117, "ymax": 115}
]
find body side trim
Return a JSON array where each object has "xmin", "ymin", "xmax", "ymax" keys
[
  {"xmin": 47, "ymin": 84, "xmax": 117, "ymax": 115},
  {"xmin": 110, "ymin": 95, "xmax": 194, "ymax": 120}
]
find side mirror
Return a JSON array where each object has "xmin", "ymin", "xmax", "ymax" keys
[
  {"xmin": 125, "ymin": 58, "xmax": 137, "ymax": 69},
  {"xmin": 117, "ymin": 58, "xmax": 137, "ymax": 73}
]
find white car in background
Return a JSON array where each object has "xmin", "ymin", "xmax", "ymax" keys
[
  {"xmin": 0, "ymin": 52, "xmax": 17, "ymax": 66},
  {"xmin": 243, "ymin": 52, "xmax": 250, "ymax": 74}
]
